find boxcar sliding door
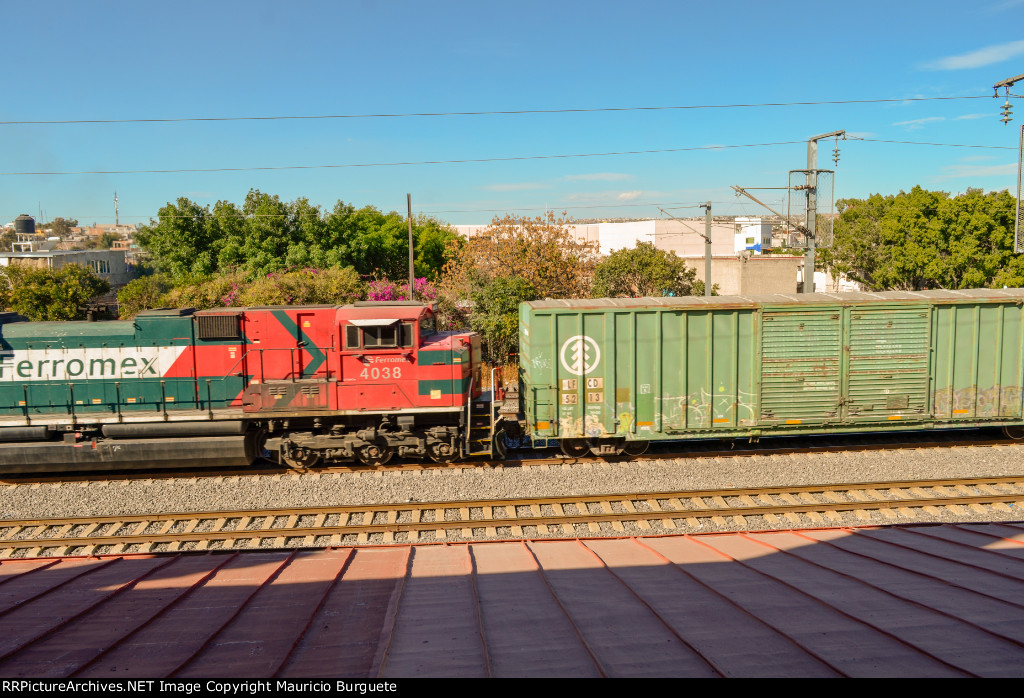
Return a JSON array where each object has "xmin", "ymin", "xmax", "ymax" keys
[
  {"xmin": 842, "ymin": 306, "xmax": 930, "ymax": 422},
  {"xmin": 758, "ymin": 308, "xmax": 842, "ymax": 426}
]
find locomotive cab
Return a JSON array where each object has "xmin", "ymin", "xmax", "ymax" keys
[{"xmin": 256, "ymin": 301, "xmax": 486, "ymax": 467}]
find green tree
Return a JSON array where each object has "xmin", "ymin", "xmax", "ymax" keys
[
  {"xmin": 343, "ymin": 208, "xmax": 410, "ymax": 279},
  {"xmin": 48, "ymin": 217, "xmax": 79, "ymax": 238},
  {"xmin": 116, "ymin": 274, "xmax": 174, "ymax": 319},
  {"xmin": 0, "ymin": 229, "xmax": 16, "ymax": 253},
  {"xmin": 135, "ymin": 198, "xmax": 215, "ymax": 281},
  {"xmin": 822, "ymin": 186, "xmax": 1021, "ymax": 290},
  {"xmin": 134, "ymin": 192, "xmax": 457, "ymax": 285},
  {"xmin": 84, "ymin": 232, "xmax": 118, "ymax": 250},
  {"xmin": 470, "ymin": 276, "xmax": 539, "ymax": 364},
  {"xmin": 7, "ymin": 264, "xmax": 110, "ymax": 321},
  {"xmin": 414, "ymin": 220, "xmax": 462, "ymax": 280},
  {"xmin": 592, "ymin": 242, "xmax": 699, "ymax": 297}
]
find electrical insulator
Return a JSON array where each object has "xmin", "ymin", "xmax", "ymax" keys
[
  {"xmin": 832, "ymin": 145, "xmax": 840, "ymax": 165},
  {"xmin": 1001, "ymin": 99, "xmax": 1013, "ymax": 125}
]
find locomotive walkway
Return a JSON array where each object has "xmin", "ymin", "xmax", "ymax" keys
[{"xmin": 2, "ymin": 476, "xmax": 1022, "ymax": 558}]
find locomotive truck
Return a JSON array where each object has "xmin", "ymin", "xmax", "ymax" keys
[{"xmin": 0, "ymin": 288, "xmax": 1023, "ymax": 473}]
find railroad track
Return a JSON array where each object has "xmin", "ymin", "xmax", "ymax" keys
[{"xmin": 2, "ymin": 476, "xmax": 1022, "ymax": 559}]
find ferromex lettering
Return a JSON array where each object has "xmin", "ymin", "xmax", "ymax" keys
[{"xmin": 0, "ymin": 347, "xmax": 185, "ymax": 381}]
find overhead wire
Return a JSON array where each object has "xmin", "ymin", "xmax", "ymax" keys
[
  {"xmin": 0, "ymin": 140, "xmax": 810, "ymax": 176},
  {"xmin": 0, "ymin": 95, "xmax": 999, "ymax": 126},
  {"xmin": 1, "ymin": 138, "xmax": 1015, "ymax": 177}
]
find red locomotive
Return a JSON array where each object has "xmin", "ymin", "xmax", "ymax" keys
[{"xmin": 0, "ymin": 301, "xmax": 500, "ymax": 472}]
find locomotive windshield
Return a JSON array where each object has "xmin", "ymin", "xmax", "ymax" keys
[{"xmin": 420, "ymin": 315, "xmax": 436, "ymax": 338}]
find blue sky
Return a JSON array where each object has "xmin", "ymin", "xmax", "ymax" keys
[{"xmin": 1, "ymin": 0, "xmax": 1022, "ymax": 227}]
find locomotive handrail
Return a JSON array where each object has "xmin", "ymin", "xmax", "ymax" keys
[{"xmin": 464, "ymin": 374, "xmax": 474, "ymax": 454}]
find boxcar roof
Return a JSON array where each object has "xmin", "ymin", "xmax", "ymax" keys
[{"xmin": 524, "ymin": 288, "xmax": 1024, "ymax": 310}]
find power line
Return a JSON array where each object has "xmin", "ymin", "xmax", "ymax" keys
[
  {"xmin": 855, "ymin": 138, "xmax": 1015, "ymax": 149},
  {"xmin": 51, "ymin": 200, "xmax": 781, "ymax": 222},
  {"xmin": 0, "ymin": 140, "xmax": 810, "ymax": 176},
  {"xmin": 0, "ymin": 95, "xmax": 999, "ymax": 126},
  {"xmin": 2, "ymin": 136, "xmax": 1014, "ymax": 177}
]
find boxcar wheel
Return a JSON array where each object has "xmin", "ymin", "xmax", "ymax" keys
[
  {"xmin": 622, "ymin": 440, "xmax": 649, "ymax": 456},
  {"xmin": 560, "ymin": 438, "xmax": 590, "ymax": 458},
  {"xmin": 1003, "ymin": 425, "xmax": 1024, "ymax": 440}
]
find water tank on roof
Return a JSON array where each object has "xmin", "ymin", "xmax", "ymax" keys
[{"xmin": 14, "ymin": 214, "xmax": 34, "ymax": 237}]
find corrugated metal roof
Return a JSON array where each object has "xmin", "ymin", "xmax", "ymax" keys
[
  {"xmin": 0, "ymin": 524, "xmax": 1022, "ymax": 678},
  {"xmin": 525, "ymin": 288, "xmax": 1024, "ymax": 310}
]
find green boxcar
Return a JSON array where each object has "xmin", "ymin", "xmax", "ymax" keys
[{"xmin": 519, "ymin": 289, "xmax": 1024, "ymax": 449}]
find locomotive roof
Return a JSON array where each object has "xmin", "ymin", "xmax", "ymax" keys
[
  {"xmin": 187, "ymin": 301, "xmax": 434, "ymax": 315},
  {"xmin": 524, "ymin": 288, "xmax": 1024, "ymax": 310}
]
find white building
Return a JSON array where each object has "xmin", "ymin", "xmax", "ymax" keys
[
  {"xmin": 733, "ymin": 217, "xmax": 773, "ymax": 255},
  {"xmin": 0, "ymin": 249, "xmax": 133, "ymax": 289}
]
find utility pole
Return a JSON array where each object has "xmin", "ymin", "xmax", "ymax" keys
[
  {"xmin": 700, "ymin": 202, "xmax": 712, "ymax": 297},
  {"xmin": 804, "ymin": 130, "xmax": 845, "ymax": 293},
  {"xmin": 114, "ymin": 191, "xmax": 119, "ymax": 227},
  {"xmin": 994, "ymin": 74, "xmax": 1024, "ymax": 252},
  {"xmin": 407, "ymin": 194, "xmax": 415, "ymax": 301},
  {"xmin": 658, "ymin": 205, "xmax": 712, "ymax": 296}
]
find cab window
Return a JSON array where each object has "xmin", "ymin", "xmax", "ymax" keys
[
  {"xmin": 400, "ymin": 322, "xmax": 414, "ymax": 348},
  {"xmin": 345, "ymin": 325, "xmax": 360, "ymax": 349},
  {"xmin": 364, "ymin": 324, "xmax": 398, "ymax": 348},
  {"xmin": 345, "ymin": 321, "xmax": 415, "ymax": 349}
]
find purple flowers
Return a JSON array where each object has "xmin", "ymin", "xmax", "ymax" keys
[{"xmin": 367, "ymin": 278, "xmax": 438, "ymax": 301}]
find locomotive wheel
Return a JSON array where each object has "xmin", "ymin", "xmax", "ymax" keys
[
  {"xmin": 1003, "ymin": 425, "xmax": 1024, "ymax": 440},
  {"xmin": 282, "ymin": 448, "xmax": 321, "ymax": 470},
  {"xmin": 559, "ymin": 438, "xmax": 590, "ymax": 458},
  {"xmin": 427, "ymin": 441, "xmax": 459, "ymax": 464},
  {"xmin": 357, "ymin": 444, "xmax": 394, "ymax": 466},
  {"xmin": 621, "ymin": 440, "xmax": 650, "ymax": 456}
]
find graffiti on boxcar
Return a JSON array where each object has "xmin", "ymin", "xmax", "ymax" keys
[
  {"xmin": 932, "ymin": 385, "xmax": 1022, "ymax": 417},
  {"xmin": 530, "ymin": 353, "xmax": 552, "ymax": 371},
  {"xmin": 656, "ymin": 388, "xmax": 757, "ymax": 429}
]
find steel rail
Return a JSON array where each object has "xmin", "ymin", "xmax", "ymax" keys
[
  {"xmin": 3, "ymin": 474, "xmax": 1023, "ymax": 527},
  {"xmin": 1, "ymin": 476, "xmax": 1023, "ymax": 558}
]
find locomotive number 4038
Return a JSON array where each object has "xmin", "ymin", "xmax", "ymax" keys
[{"xmin": 360, "ymin": 366, "xmax": 403, "ymax": 380}]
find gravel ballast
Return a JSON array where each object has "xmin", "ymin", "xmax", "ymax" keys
[{"xmin": 3, "ymin": 443, "xmax": 1024, "ymax": 536}]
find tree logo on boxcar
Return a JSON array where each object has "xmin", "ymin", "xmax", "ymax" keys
[{"xmin": 560, "ymin": 335, "xmax": 601, "ymax": 375}]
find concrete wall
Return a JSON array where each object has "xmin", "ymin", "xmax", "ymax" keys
[
  {"xmin": 594, "ymin": 220, "xmax": 655, "ymax": 254},
  {"xmin": 689, "ymin": 255, "xmax": 803, "ymax": 296},
  {"xmin": 654, "ymin": 220, "xmax": 736, "ymax": 257}
]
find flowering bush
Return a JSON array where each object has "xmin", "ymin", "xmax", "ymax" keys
[{"xmin": 366, "ymin": 278, "xmax": 438, "ymax": 302}]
